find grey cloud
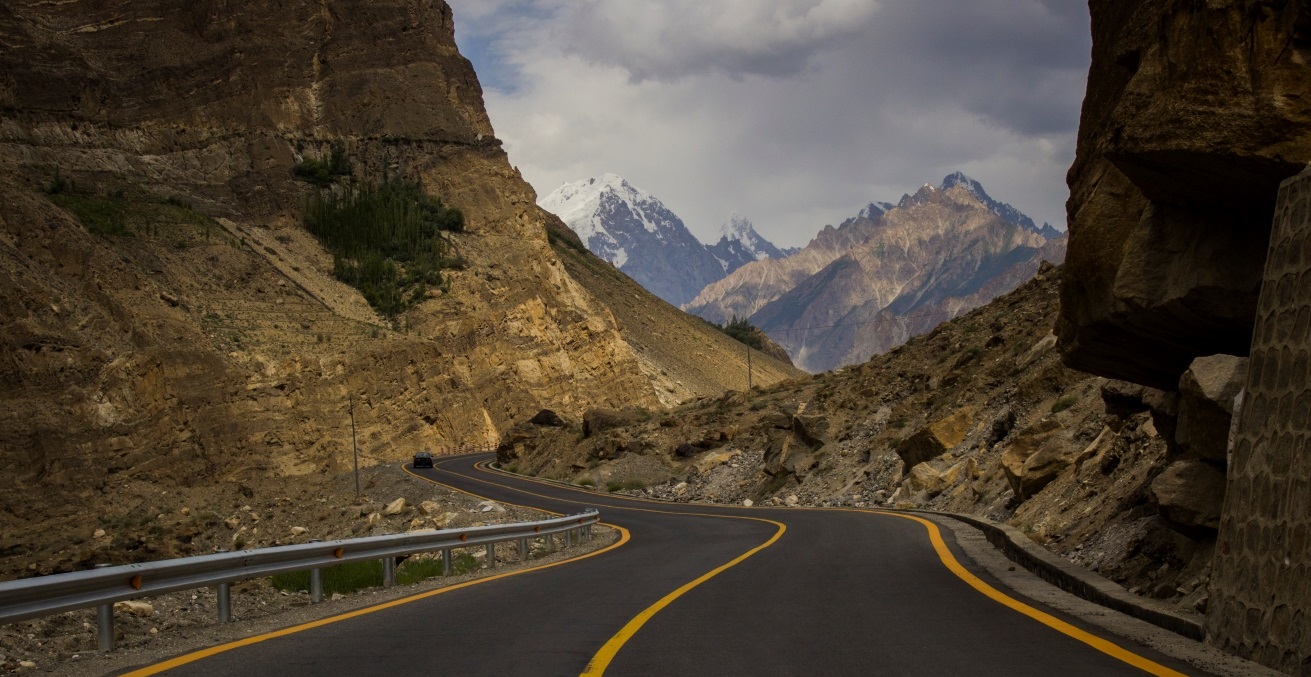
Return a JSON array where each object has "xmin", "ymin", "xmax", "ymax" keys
[
  {"xmin": 553, "ymin": 0, "xmax": 879, "ymax": 81},
  {"xmin": 451, "ymin": 0, "xmax": 1089, "ymax": 248}
]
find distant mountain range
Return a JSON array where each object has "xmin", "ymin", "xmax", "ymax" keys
[
  {"xmin": 538, "ymin": 174, "xmax": 792, "ymax": 306},
  {"xmin": 685, "ymin": 174, "xmax": 1067, "ymax": 372}
]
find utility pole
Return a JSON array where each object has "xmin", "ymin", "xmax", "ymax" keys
[
  {"xmin": 349, "ymin": 394, "xmax": 360, "ymax": 499},
  {"xmin": 747, "ymin": 343, "xmax": 753, "ymax": 391}
]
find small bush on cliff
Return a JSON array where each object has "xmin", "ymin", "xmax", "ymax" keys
[
  {"xmin": 304, "ymin": 177, "xmax": 465, "ymax": 318},
  {"xmin": 700, "ymin": 315, "xmax": 766, "ymax": 350},
  {"xmin": 293, "ymin": 142, "xmax": 352, "ymax": 188}
]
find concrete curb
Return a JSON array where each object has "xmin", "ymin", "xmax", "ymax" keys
[{"xmin": 907, "ymin": 508, "xmax": 1204, "ymax": 641}]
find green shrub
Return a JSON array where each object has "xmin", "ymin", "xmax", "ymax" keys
[
  {"xmin": 304, "ymin": 177, "xmax": 465, "ymax": 318},
  {"xmin": 1051, "ymin": 396, "xmax": 1079, "ymax": 413},
  {"xmin": 577, "ymin": 477, "xmax": 595, "ymax": 487},
  {"xmin": 293, "ymin": 141, "xmax": 352, "ymax": 188}
]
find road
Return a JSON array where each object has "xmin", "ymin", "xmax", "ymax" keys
[{"xmin": 127, "ymin": 453, "xmax": 1208, "ymax": 676}]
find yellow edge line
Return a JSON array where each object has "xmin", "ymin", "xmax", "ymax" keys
[
  {"xmin": 480, "ymin": 462, "xmax": 1189, "ymax": 677},
  {"xmin": 120, "ymin": 458, "xmax": 629, "ymax": 677},
  {"xmin": 864, "ymin": 510, "xmax": 1188, "ymax": 677}
]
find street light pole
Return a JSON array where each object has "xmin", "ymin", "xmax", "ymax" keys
[{"xmin": 350, "ymin": 394, "xmax": 360, "ymax": 498}]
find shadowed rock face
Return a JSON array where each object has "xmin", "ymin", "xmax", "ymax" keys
[
  {"xmin": 0, "ymin": 0, "xmax": 491, "ymax": 140},
  {"xmin": 1058, "ymin": 0, "xmax": 1311, "ymax": 390}
]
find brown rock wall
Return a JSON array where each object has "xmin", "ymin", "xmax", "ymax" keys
[{"xmin": 1059, "ymin": 0, "xmax": 1311, "ymax": 390}]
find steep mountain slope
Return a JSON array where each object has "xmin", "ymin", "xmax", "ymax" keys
[
  {"xmin": 686, "ymin": 175, "xmax": 1066, "ymax": 372},
  {"xmin": 0, "ymin": 1, "xmax": 797, "ymax": 577},
  {"xmin": 539, "ymin": 175, "xmax": 789, "ymax": 306}
]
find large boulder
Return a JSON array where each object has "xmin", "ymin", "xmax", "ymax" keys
[
  {"xmin": 1000, "ymin": 419, "xmax": 1069, "ymax": 501},
  {"xmin": 905, "ymin": 461, "xmax": 967, "ymax": 498},
  {"xmin": 1175, "ymin": 355, "xmax": 1247, "ymax": 465},
  {"xmin": 792, "ymin": 414, "xmax": 830, "ymax": 449},
  {"xmin": 1056, "ymin": 0, "xmax": 1309, "ymax": 390},
  {"xmin": 895, "ymin": 407, "xmax": 975, "ymax": 471},
  {"xmin": 1151, "ymin": 459, "xmax": 1226, "ymax": 535}
]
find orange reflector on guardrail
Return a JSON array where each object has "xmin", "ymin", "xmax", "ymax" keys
[
  {"xmin": 129, "ymin": 575, "xmax": 142, "ymax": 590},
  {"xmin": 459, "ymin": 534, "xmax": 468, "ymax": 542},
  {"xmin": 334, "ymin": 548, "xmax": 344, "ymax": 559},
  {"xmin": 534, "ymin": 526, "xmax": 542, "ymax": 533}
]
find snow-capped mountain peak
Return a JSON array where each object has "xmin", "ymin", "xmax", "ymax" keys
[
  {"xmin": 939, "ymin": 172, "xmax": 1061, "ymax": 238},
  {"xmin": 858, "ymin": 202, "xmax": 895, "ymax": 220},
  {"xmin": 712, "ymin": 213, "xmax": 788, "ymax": 264}
]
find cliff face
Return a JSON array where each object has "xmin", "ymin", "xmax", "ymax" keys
[
  {"xmin": 1058, "ymin": 0, "xmax": 1311, "ymax": 391},
  {"xmin": 0, "ymin": 1, "xmax": 799, "ymax": 576}
]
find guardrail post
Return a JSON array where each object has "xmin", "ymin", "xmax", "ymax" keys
[
  {"xmin": 519, "ymin": 537, "xmax": 528, "ymax": 562},
  {"xmin": 217, "ymin": 582, "xmax": 232, "ymax": 623},
  {"xmin": 485, "ymin": 543, "xmax": 495, "ymax": 568},
  {"xmin": 442, "ymin": 548, "xmax": 452, "ymax": 576},
  {"xmin": 310, "ymin": 567, "xmax": 323, "ymax": 603},
  {"xmin": 96, "ymin": 603, "xmax": 114, "ymax": 652},
  {"xmin": 383, "ymin": 557, "xmax": 396, "ymax": 588}
]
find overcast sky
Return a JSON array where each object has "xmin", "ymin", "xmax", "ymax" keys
[{"xmin": 445, "ymin": 0, "xmax": 1091, "ymax": 250}]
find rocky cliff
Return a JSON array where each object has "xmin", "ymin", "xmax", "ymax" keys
[
  {"xmin": 1058, "ymin": 0, "xmax": 1311, "ymax": 391},
  {"xmin": 0, "ymin": 0, "xmax": 799, "ymax": 577}
]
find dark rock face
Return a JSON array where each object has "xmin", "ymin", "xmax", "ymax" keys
[
  {"xmin": 1057, "ymin": 0, "xmax": 1311, "ymax": 390},
  {"xmin": 529, "ymin": 410, "xmax": 567, "ymax": 427}
]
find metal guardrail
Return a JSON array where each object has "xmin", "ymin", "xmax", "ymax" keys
[{"xmin": 0, "ymin": 510, "xmax": 600, "ymax": 651}]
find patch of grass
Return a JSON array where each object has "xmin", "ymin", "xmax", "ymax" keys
[
  {"xmin": 606, "ymin": 479, "xmax": 646, "ymax": 492},
  {"xmin": 49, "ymin": 193, "xmax": 130, "ymax": 236},
  {"xmin": 576, "ymin": 477, "xmax": 595, "ymax": 487},
  {"xmin": 271, "ymin": 560, "xmax": 381, "ymax": 595},
  {"xmin": 270, "ymin": 551, "xmax": 484, "ymax": 595},
  {"xmin": 1050, "ymin": 395, "xmax": 1079, "ymax": 414}
]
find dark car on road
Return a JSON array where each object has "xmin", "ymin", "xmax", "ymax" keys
[{"xmin": 413, "ymin": 451, "xmax": 434, "ymax": 468}]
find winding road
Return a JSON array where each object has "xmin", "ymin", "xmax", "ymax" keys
[{"xmin": 127, "ymin": 453, "xmax": 1208, "ymax": 676}]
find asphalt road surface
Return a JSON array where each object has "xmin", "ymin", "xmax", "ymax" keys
[{"xmin": 128, "ymin": 453, "xmax": 1209, "ymax": 676}]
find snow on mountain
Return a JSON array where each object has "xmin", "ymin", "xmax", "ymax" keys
[
  {"xmin": 707, "ymin": 213, "xmax": 788, "ymax": 271},
  {"xmin": 940, "ymin": 172, "xmax": 1063, "ymax": 237},
  {"xmin": 539, "ymin": 175, "xmax": 789, "ymax": 307}
]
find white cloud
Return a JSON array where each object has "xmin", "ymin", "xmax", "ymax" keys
[{"xmin": 448, "ymin": 0, "xmax": 1090, "ymax": 249}]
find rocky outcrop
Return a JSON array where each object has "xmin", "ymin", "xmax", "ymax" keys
[
  {"xmin": 1150, "ymin": 459, "xmax": 1226, "ymax": 535},
  {"xmin": 1175, "ymin": 355, "xmax": 1247, "ymax": 465},
  {"xmin": 896, "ymin": 407, "xmax": 974, "ymax": 471},
  {"xmin": 1057, "ymin": 0, "xmax": 1311, "ymax": 390}
]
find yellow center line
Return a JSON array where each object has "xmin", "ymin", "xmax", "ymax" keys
[
  {"xmin": 477, "ymin": 460, "xmax": 1190, "ymax": 677},
  {"xmin": 440, "ymin": 459, "xmax": 788, "ymax": 676}
]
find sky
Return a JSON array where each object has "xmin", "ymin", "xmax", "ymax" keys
[{"xmin": 445, "ymin": 0, "xmax": 1092, "ymax": 250}]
